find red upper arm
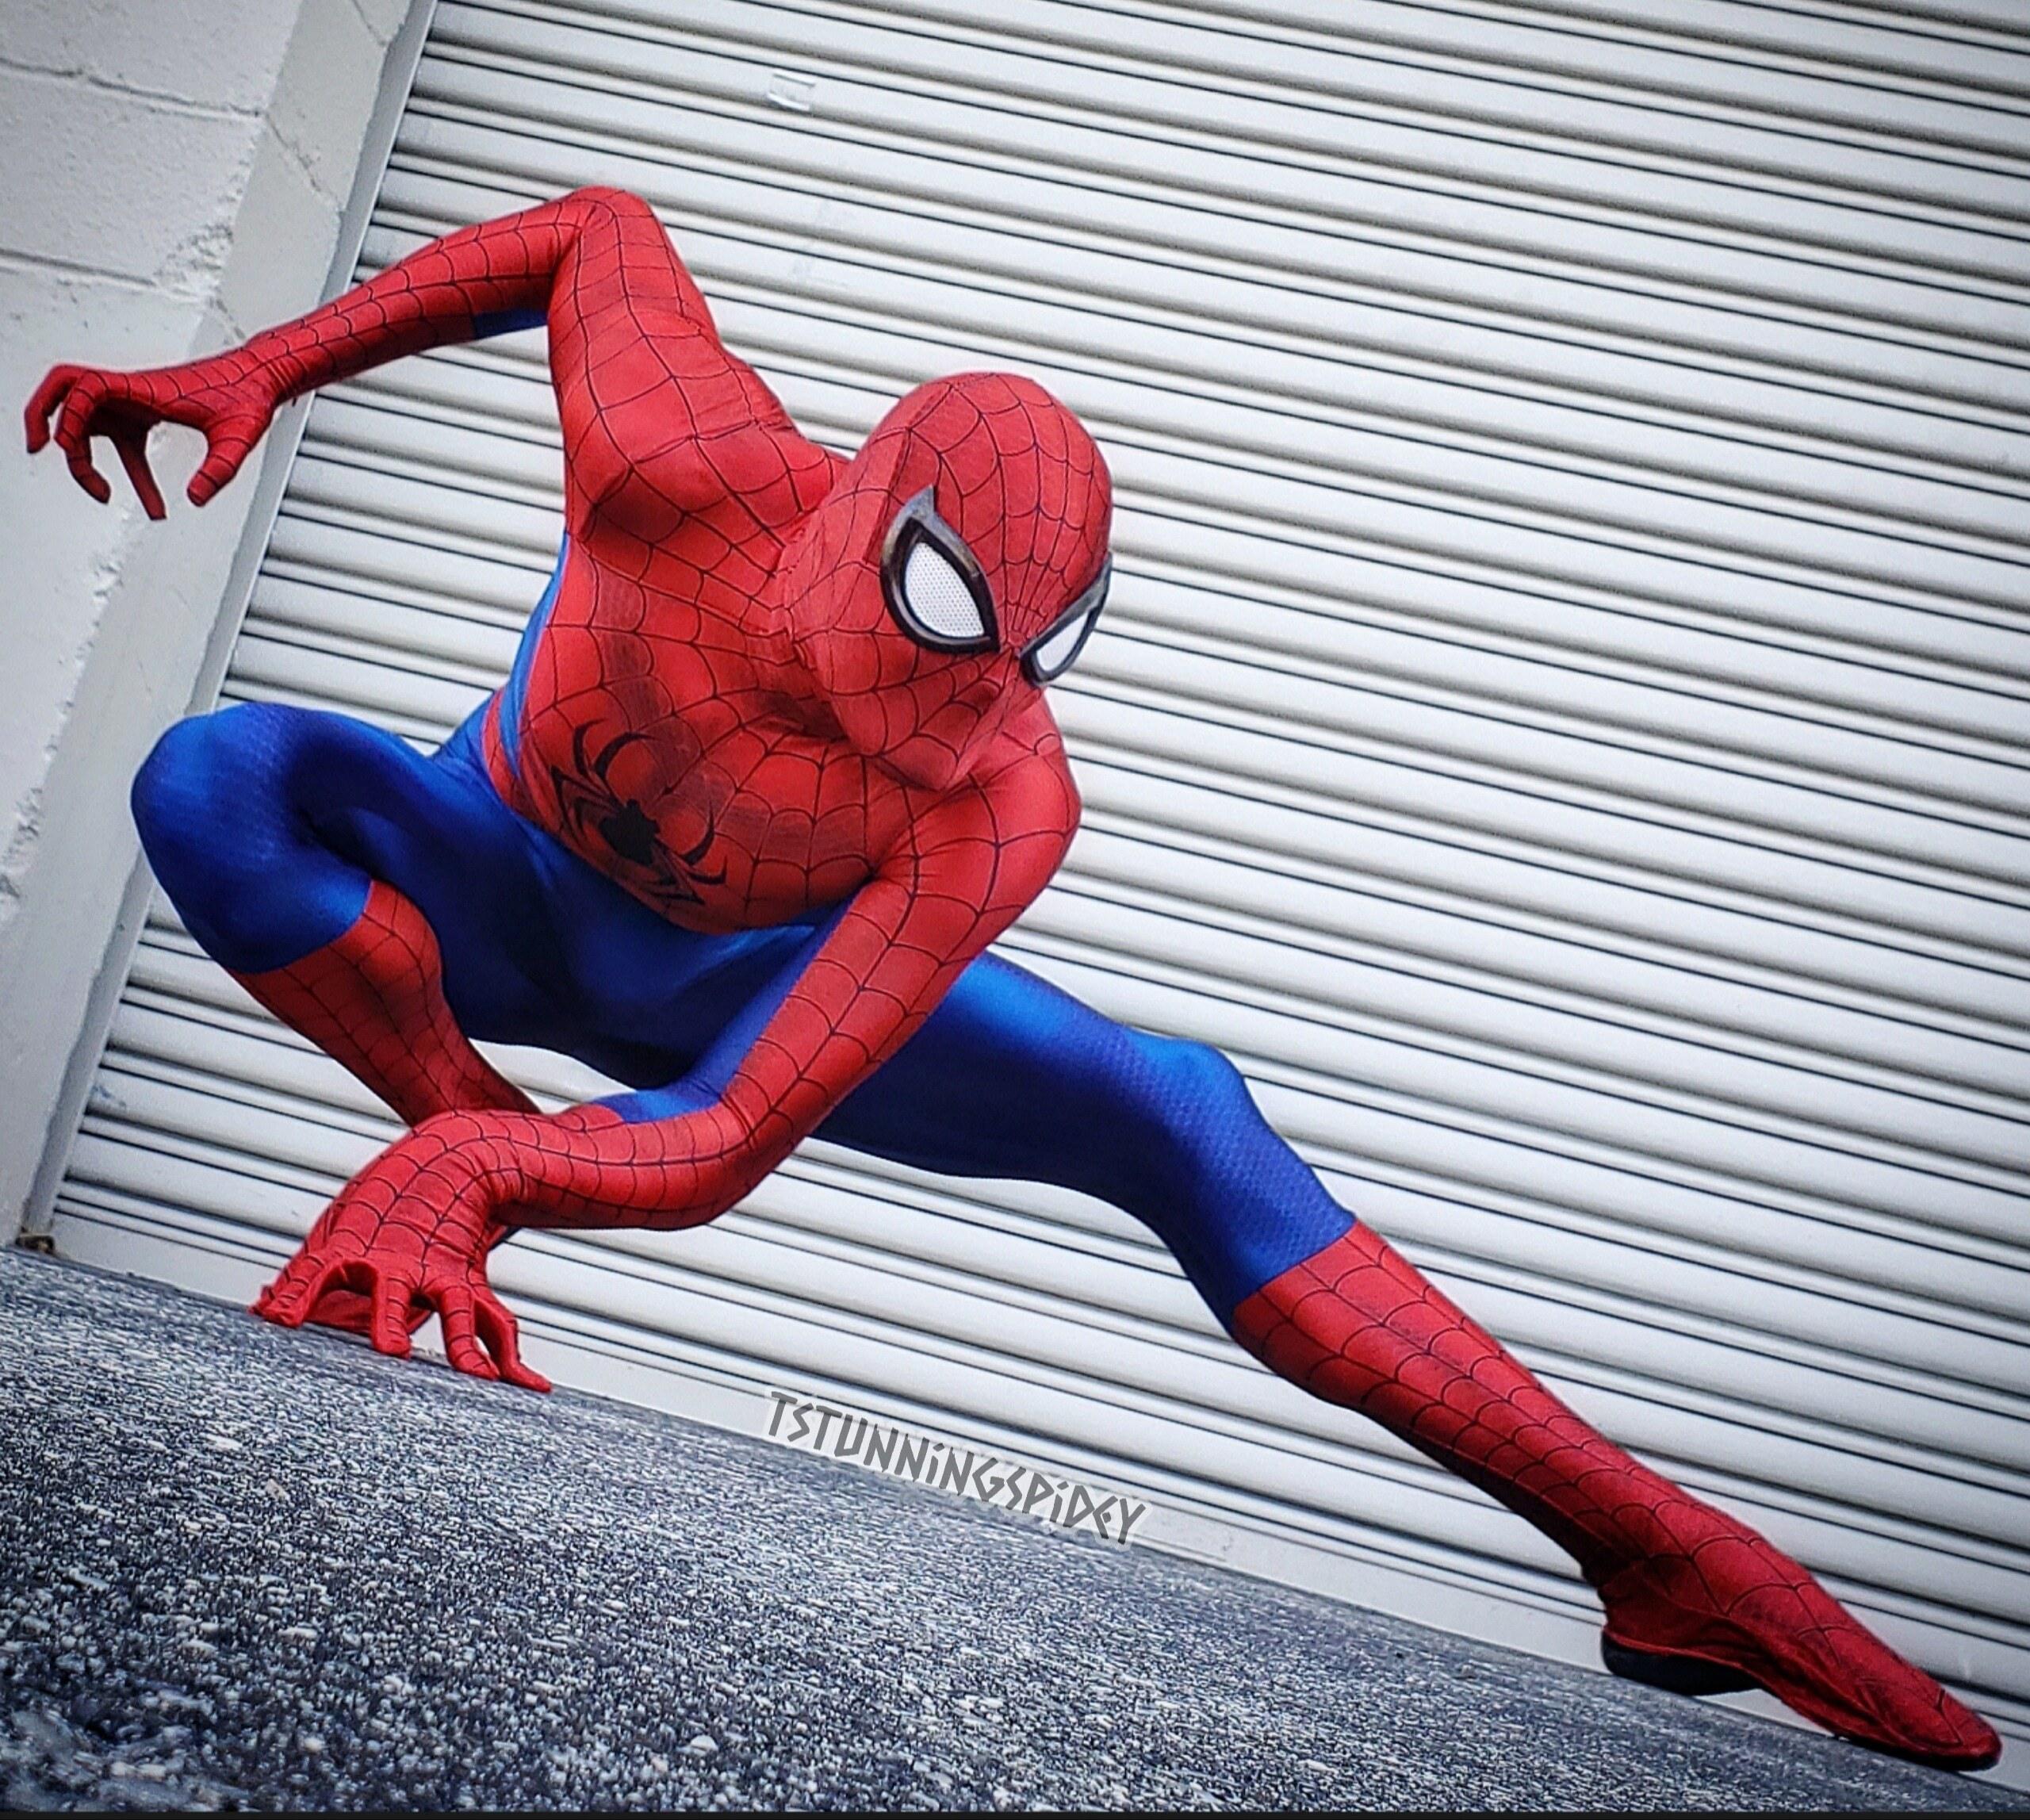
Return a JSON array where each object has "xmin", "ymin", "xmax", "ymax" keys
[{"xmin": 542, "ymin": 189, "xmax": 833, "ymax": 542}]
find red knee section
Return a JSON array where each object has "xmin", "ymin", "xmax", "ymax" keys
[
  {"xmin": 1232, "ymin": 1225, "xmax": 1999, "ymax": 1770},
  {"xmin": 232, "ymin": 880, "xmax": 534, "ymax": 1128},
  {"xmin": 234, "ymin": 881, "xmax": 535, "ymax": 1335},
  {"xmin": 1231, "ymin": 1221, "xmax": 1670, "ymax": 1582}
]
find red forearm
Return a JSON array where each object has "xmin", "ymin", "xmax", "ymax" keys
[
  {"xmin": 475, "ymin": 943, "xmax": 950, "ymax": 1235},
  {"xmin": 400, "ymin": 1103, "xmax": 749, "ymax": 1235},
  {"xmin": 29, "ymin": 186, "xmax": 722, "ymax": 516},
  {"xmin": 495, "ymin": 759, "xmax": 1075, "ymax": 1232},
  {"xmin": 208, "ymin": 191, "xmax": 599, "ymax": 404},
  {"xmin": 501, "ymin": 912, "xmax": 967, "ymax": 1230}
]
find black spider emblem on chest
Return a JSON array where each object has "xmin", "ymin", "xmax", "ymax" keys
[{"xmin": 550, "ymin": 724, "xmax": 726, "ymax": 910}]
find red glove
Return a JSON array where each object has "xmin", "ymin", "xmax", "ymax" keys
[
  {"xmin": 24, "ymin": 353, "xmax": 281, "ymax": 519},
  {"xmin": 255, "ymin": 1112, "xmax": 558, "ymax": 1393},
  {"xmin": 255, "ymin": 1100, "xmax": 752, "ymax": 1392}
]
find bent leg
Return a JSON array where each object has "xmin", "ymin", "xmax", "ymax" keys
[
  {"xmin": 132, "ymin": 700, "xmax": 546, "ymax": 1125},
  {"xmin": 132, "ymin": 701, "xmax": 560, "ymax": 1366},
  {"xmin": 135, "ymin": 699, "xmax": 836, "ymax": 1361},
  {"xmin": 819, "ymin": 952, "xmax": 1998, "ymax": 1770}
]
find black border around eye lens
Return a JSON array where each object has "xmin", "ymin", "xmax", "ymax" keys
[
  {"xmin": 1021, "ymin": 557, "xmax": 1112, "ymax": 685},
  {"xmin": 880, "ymin": 486, "xmax": 998, "ymax": 654}
]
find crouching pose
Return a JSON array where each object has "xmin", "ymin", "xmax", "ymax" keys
[{"xmin": 27, "ymin": 187, "xmax": 1997, "ymax": 1769}]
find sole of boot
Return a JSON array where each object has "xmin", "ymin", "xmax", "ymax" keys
[
  {"xmin": 1601, "ymin": 1634, "xmax": 1757, "ymax": 1697},
  {"xmin": 1601, "ymin": 1634, "xmax": 2001, "ymax": 1772}
]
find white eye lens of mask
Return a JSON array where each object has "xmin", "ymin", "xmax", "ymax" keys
[
  {"xmin": 901, "ymin": 539, "xmax": 989, "ymax": 645},
  {"xmin": 1027, "ymin": 610, "xmax": 1092, "ymax": 680},
  {"xmin": 1021, "ymin": 556, "xmax": 1110, "ymax": 684},
  {"xmin": 880, "ymin": 487, "xmax": 998, "ymax": 654}
]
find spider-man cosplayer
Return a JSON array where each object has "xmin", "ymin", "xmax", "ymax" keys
[{"xmin": 27, "ymin": 188, "xmax": 1998, "ymax": 1771}]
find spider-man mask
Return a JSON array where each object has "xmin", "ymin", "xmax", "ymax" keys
[{"xmin": 778, "ymin": 371, "xmax": 1113, "ymax": 791}]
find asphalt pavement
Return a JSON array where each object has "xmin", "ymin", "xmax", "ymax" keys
[{"xmin": 0, "ymin": 1247, "xmax": 2017, "ymax": 1811}]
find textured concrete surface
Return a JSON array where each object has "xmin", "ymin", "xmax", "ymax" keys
[
  {"xmin": 0, "ymin": 1249, "xmax": 2017, "ymax": 1813},
  {"xmin": 0, "ymin": 0, "xmax": 407, "ymax": 1248}
]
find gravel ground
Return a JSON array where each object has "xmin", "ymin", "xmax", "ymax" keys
[{"xmin": 0, "ymin": 1248, "xmax": 2017, "ymax": 1812}]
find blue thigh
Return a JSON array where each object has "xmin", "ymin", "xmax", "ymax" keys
[
  {"xmin": 130, "ymin": 701, "xmax": 814, "ymax": 1087},
  {"xmin": 134, "ymin": 700, "xmax": 1350, "ymax": 1319},
  {"xmin": 818, "ymin": 955, "xmax": 1355, "ymax": 1323},
  {"xmin": 606, "ymin": 936, "xmax": 1355, "ymax": 1321},
  {"xmin": 133, "ymin": 701, "xmax": 546, "ymax": 1013}
]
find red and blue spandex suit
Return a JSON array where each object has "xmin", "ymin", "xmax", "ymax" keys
[{"xmin": 27, "ymin": 188, "xmax": 1996, "ymax": 1770}]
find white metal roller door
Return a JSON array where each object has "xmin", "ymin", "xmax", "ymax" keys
[{"xmin": 50, "ymin": 0, "xmax": 2030, "ymax": 1765}]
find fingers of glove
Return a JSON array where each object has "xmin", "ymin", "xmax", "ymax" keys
[
  {"xmin": 256, "ymin": 1251, "xmax": 352, "ymax": 1327},
  {"xmin": 369, "ymin": 1272, "xmax": 419, "ymax": 1359},
  {"xmin": 53, "ymin": 377, "xmax": 118, "ymax": 503},
  {"xmin": 255, "ymin": 1244, "xmax": 331, "ymax": 1318},
  {"xmin": 189, "ymin": 416, "xmax": 261, "ymax": 507},
  {"xmin": 25, "ymin": 365, "xmax": 83, "ymax": 452},
  {"xmin": 474, "ymin": 1287, "xmax": 550, "ymax": 1393},
  {"xmin": 113, "ymin": 427, "xmax": 166, "ymax": 520},
  {"xmin": 302, "ymin": 1283, "xmax": 377, "ymax": 1335},
  {"xmin": 433, "ymin": 1282, "xmax": 500, "ymax": 1381}
]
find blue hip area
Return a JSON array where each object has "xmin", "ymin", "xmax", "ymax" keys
[{"xmin": 129, "ymin": 695, "xmax": 1354, "ymax": 1320}]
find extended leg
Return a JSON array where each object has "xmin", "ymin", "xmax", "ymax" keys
[{"xmin": 817, "ymin": 953, "xmax": 2000, "ymax": 1772}]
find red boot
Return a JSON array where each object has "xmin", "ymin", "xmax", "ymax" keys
[{"xmin": 1233, "ymin": 1223, "xmax": 2000, "ymax": 1771}]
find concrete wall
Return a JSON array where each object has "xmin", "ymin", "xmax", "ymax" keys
[{"xmin": 0, "ymin": 0, "xmax": 423, "ymax": 1242}]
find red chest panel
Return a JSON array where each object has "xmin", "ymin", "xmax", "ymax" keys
[{"xmin": 484, "ymin": 538, "xmax": 914, "ymax": 932}]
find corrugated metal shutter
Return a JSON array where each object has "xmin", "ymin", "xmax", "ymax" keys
[{"xmin": 51, "ymin": 0, "xmax": 2030, "ymax": 1767}]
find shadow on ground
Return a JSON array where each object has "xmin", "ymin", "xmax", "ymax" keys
[{"xmin": 0, "ymin": 1250, "xmax": 2017, "ymax": 1811}]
